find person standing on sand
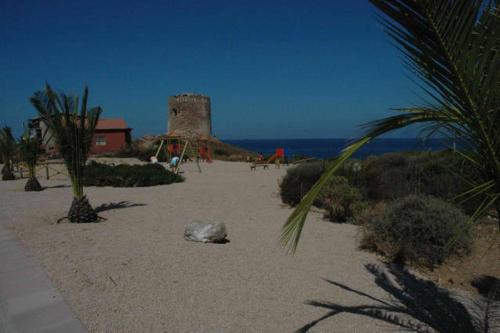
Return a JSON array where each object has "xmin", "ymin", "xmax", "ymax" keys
[{"xmin": 170, "ymin": 155, "xmax": 179, "ymax": 171}]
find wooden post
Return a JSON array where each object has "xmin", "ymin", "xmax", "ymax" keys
[
  {"xmin": 46, "ymin": 163, "xmax": 49, "ymax": 180},
  {"xmin": 189, "ymin": 141, "xmax": 201, "ymax": 173},
  {"xmin": 20, "ymin": 165, "xmax": 23, "ymax": 178},
  {"xmin": 155, "ymin": 139, "xmax": 165, "ymax": 159},
  {"xmin": 166, "ymin": 139, "xmax": 171, "ymax": 161},
  {"xmin": 174, "ymin": 141, "xmax": 189, "ymax": 174}
]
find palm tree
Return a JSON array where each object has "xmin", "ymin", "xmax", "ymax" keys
[
  {"xmin": 18, "ymin": 125, "xmax": 43, "ymax": 191},
  {"xmin": 30, "ymin": 84, "xmax": 102, "ymax": 223},
  {"xmin": 282, "ymin": 0, "xmax": 500, "ymax": 252},
  {"xmin": 0, "ymin": 127, "xmax": 16, "ymax": 180}
]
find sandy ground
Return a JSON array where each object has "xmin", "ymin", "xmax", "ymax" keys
[{"xmin": 0, "ymin": 160, "xmax": 401, "ymax": 332}]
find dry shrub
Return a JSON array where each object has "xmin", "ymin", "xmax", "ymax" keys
[
  {"xmin": 279, "ymin": 162, "xmax": 327, "ymax": 206},
  {"xmin": 360, "ymin": 195, "xmax": 472, "ymax": 268},
  {"xmin": 318, "ymin": 176, "xmax": 366, "ymax": 223}
]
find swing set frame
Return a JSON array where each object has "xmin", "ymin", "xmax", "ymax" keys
[{"xmin": 153, "ymin": 133, "xmax": 212, "ymax": 174}]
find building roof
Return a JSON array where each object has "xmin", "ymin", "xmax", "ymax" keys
[
  {"xmin": 96, "ymin": 118, "xmax": 130, "ymax": 130},
  {"xmin": 30, "ymin": 117, "xmax": 131, "ymax": 131}
]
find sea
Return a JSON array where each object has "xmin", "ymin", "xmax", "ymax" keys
[{"xmin": 223, "ymin": 138, "xmax": 453, "ymax": 160}]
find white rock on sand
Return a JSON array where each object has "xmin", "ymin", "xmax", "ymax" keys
[
  {"xmin": 184, "ymin": 221, "xmax": 228, "ymax": 243},
  {"xmin": 0, "ymin": 159, "xmax": 398, "ymax": 332}
]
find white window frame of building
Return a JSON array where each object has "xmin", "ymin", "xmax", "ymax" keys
[{"xmin": 95, "ymin": 135, "xmax": 107, "ymax": 146}]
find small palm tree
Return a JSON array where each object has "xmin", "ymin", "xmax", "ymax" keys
[
  {"xmin": 18, "ymin": 125, "xmax": 43, "ymax": 191},
  {"xmin": 30, "ymin": 84, "xmax": 102, "ymax": 222},
  {"xmin": 0, "ymin": 127, "xmax": 16, "ymax": 180},
  {"xmin": 282, "ymin": 0, "xmax": 500, "ymax": 251}
]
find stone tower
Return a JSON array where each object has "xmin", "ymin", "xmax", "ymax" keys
[{"xmin": 167, "ymin": 93, "xmax": 212, "ymax": 137}]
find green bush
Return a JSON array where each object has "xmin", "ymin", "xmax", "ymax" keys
[
  {"xmin": 362, "ymin": 153, "xmax": 410, "ymax": 200},
  {"xmin": 358, "ymin": 152, "xmax": 480, "ymax": 207},
  {"xmin": 279, "ymin": 161, "xmax": 327, "ymax": 206},
  {"xmin": 280, "ymin": 152, "xmax": 482, "ymax": 224},
  {"xmin": 318, "ymin": 176, "xmax": 367, "ymax": 223},
  {"xmin": 83, "ymin": 161, "xmax": 184, "ymax": 187},
  {"xmin": 327, "ymin": 151, "xmax": 482, "ymax": 214},
  {"xmin": 1, "ymin": 164, "xmax": 15, "ymax": 180},
  {"xmin": 360, "ymin": 195, "xmax": 472, "ymax": 268},
  {"xmin": 407, "ymin": 153, "xmax": 482, "ymax": 213},
  {"xmin": 280, "ymin": 165, "xmax": 366, "ymax": 222},
  {"xmin": 353, "ymin": 202, "xmax": 386, "ymax": 226}
]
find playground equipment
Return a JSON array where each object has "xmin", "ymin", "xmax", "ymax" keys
[
  {"xmin": 153, "ymin": 132, "xmax": 213, "ymax": 174},
  {"xmin": 197, "ymin": 144, "xmax": 212, "ymax": 162},
  {"xmin": 250, "ymin": 147, "xmax": 285, "ymax": 171},
  {"xmin": 268, "ymin": 147, "xmax": 285, "ymax": 167}
]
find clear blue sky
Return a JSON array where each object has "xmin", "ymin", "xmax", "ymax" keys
[{"xmin": 0, "ymin": 0, "xmax": 421, "ymax": 139}]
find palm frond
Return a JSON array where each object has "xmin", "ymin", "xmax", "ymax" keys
[
  {"xmin": 370, "ymin": 0, "xmax": 500, "ymax": 186},
  {"xmin": 453, "ymin": 179, "xmax": 496, "ymax": 204},
  {"xmin": 18, "ymin": 124, "xmax": 42, "ymax": 177},
  {"xmin": 281, "ymin": 137, "xmax": 370, "ymax": 253},
  {"xmin": 282, "ymin": 0, "xmax": 500, "ymax": 252},
  {"xmin": 30, "ymin": 84, "xmax": 102, "ymax": 198}
]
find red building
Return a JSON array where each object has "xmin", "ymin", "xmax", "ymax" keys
[{"xmin": 90, "ymin": 118, "xmax": 132, "ymax": 154}]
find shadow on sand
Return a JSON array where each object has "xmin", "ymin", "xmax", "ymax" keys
[
  {"xmin": 94, "ymin": 201, "xmax": 146, "ymax": 213},
  {"xmin": 298, "ymin": 263, "xmax": 499, "ymax": 333},
  {"xmin": 42, "ymin": 184, "xmax": 71, "ymax": 190}
]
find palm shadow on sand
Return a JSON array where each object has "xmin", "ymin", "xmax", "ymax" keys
[
  {"xmin": 94, "ymin": 201, "xmax": 146, "ymax": 213},
  {"xmin": 42, "ymin": 184, "xmax": 71, "ymax": 190},
  {"xmin": 297, "ymin": 263, "xmax": 499, "ymax": 333}
]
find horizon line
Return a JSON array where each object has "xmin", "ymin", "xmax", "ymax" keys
[{"xmin": 219, "ymin": 137, "xmax": 449, "ymax": 141}]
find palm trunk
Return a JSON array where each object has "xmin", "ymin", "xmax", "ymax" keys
[
  {"xmin": 67, "ymin": 173, "xmax": 97, "ymax": 223},
  {"xmin": 496, "ymin": 204, "xmax": 500, "ymax": 230},
  {"xmin": 1, "ymin": 160, "xmax": 15, "ymax": 180},
  {"xmin": 28, "ymin": 164, "xmax": 35, "ymax": 179},
  {"xmin": 67, "ymin": 196, "xmax": 98, "ymax": 223},
  {"xmin": 24, "ymin": 164, "xmax": 42, "ymax": 191},
  {"xmin": 495, "ymin": 179, "xmax": 500, "ymax": 230},
  {"xmin": 24, "ymin": 177, "xmax": 42, "ymax": 191}
]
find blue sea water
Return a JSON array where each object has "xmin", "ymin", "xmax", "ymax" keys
[{"xmin": 223, "ymin": 138, "xmax": 452, "ymax": 160}]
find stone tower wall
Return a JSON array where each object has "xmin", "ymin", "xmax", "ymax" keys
[{"xmin": 167, "ymin": 94, "xmax": 212, "ymax": 136}]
